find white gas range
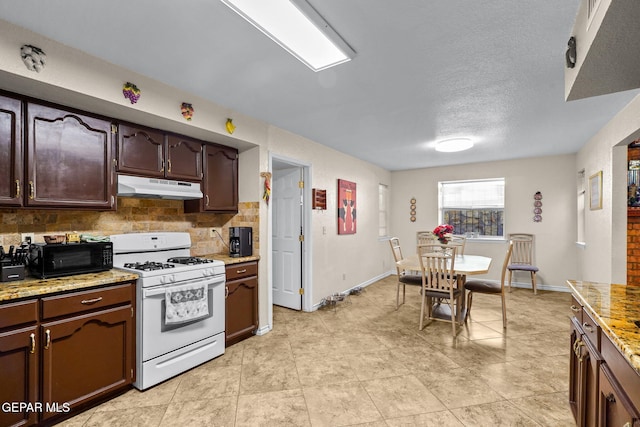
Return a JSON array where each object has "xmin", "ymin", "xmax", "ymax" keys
[{"xmin": 110, "ymin": 232, "xmax": 226, "ymax": 390}]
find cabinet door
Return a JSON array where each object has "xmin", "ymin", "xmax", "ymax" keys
[
  {"xmin": 40, "ymin": 304, "xmax": 133, "ymax": 421},
  {"xmin": 569, "ymin": 318, "xmax": 581, "ymax": 421},
  {"xmin": 0, "ymin": 95, "xmax": 23, "ymax": 207},
  {"xmin": 599, "ymin": 365, "xmax": 640, "ymax": 427},
  {"xmin": 117, "ymin": 123, "xmax": 165, "ymax": 178},
  {"xmin": 202, "ymin": 144, "xmax": 238, "ymax": 212},
  {"xmin": 0, "ymin": 325, "xmax": 38, "ymax": 427},
  {"xmin": 225, "ymin": 275, "xmax": 258, "ymax": 346},
  {"xmin": 166, "ymin": 135, "xmax": 202, "ymax": 181},
  {"xmin": 26, "ymin": 103, "xmax": 116, "ymax": 209}
]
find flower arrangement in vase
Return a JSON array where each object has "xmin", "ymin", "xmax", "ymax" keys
[{"xmin": 433, "ymin": 224, "xmax": 454, "ymax": 244}]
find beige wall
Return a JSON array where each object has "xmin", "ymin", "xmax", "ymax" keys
[
  {"xmin": 576, "ymin": 93, "xmax": 640, "ymax": 284},
  {"xmin": 390, "ymin": 154, "xmax": 578, "ymax": 289}
]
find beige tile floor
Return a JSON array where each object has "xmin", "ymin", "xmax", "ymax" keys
[{"xmin": 59, "ymin": 276, "xmax": 574, "ymax": 426}]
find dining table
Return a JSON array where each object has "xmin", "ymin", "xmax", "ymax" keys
[{"xmin": 396, "ymin": 253, "xmax": 492, "ymax": 322}]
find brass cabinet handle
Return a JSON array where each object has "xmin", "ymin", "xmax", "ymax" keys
[
  {"xmin": 236, "ymin": 269, "xmax": 247, "ymax": 274},
  {"xmin": 15, "ymin": 180, "xmax": 20, "ymax": 198},
  {"xmin": 570, "ymin": 305, "xmax": 580, "ymax": 313},
  {"xmin": 582, "ymin": 322, "xmax": 594, "ymax": 333},
  {"xmin": 167, "ymin": 159, "xmax": 172, "ymax": 173},
  {"xmin": 161, "ymin": 159, "xmax": 165, "ymax": 173},
  {"xmin": 30, "ymin": 333, "xmax": 36, "ymax": 354},
  {"xmin": 44, "ymin": 329, "xmax": 51, "ymax": 349},
  {"xmin": 225, "ymin": 286, "xmax": 229, "ymax": 299},
  {"xmin": 29, "ymin": 181, "xmax": 35, "ymax": 199},
  {"xmin": 205, "ymin": 195, "xmax": 210, "ymax": 207},
  {"xmin": 81, "ymin": 297, "xmax": 103, "ymax": 305}
]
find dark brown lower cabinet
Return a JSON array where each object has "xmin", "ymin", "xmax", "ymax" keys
[
  {"xmin": 40, "ymin": 305, "xmax": 133, "ymax": 422},
  {"xmin": 570, "ymin": 295, "xmax": 640, "ymax": 427},
  {"xmin": 0, "ymin": 282, "xmax": 135, "ymax": 427},
  {"xmin": 569, "ymin": 316, "xmax": 601, "ymax": 427},
  {"xmin": 225, "ymin": 261, "xmax": 258, "ymax": 346},
  {"xmin": 0, "ymin": 300, "xmax": 38, "ymax": 427},
  {"xmin": 599, "ymin": 364, "xmax": 640, "ymax": 426}
]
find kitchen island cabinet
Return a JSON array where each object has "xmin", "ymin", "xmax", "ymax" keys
[
  {"xmin": 117, "ymin": 123, "xmax": 203, "ymax": 182},
  {"xmin": 0, "ymin": 94, "xmax": 23, "ymax": 207},
  {"xmin": 225, "ymin": 260, "xmax": 258, "ymax": 346},
  {"xmin": 26, "ymin": 103, "xmax": 116, "ymax": 210},
  {"xmin": 185, "ymin": 144, "xmax": 238, "ymax": 213},
  {"xmin": 0, "ymin": 278, "xmax": 136, "ymax": 426},
  {"xmin": 567, "ymin": 280, "xmax": 640, "ymax": 427}
]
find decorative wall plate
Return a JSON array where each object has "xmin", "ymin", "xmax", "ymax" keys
[
  {"xmin": 534, "ymin": 207, "xmax": 542, "ymax": 214},
  {"xmin": 534, "ymin": 200, "xmax": 542, "ymax": 207},
  {"xmin": 533, "ymin": 214, "xmax": 542, "ymax": 222}
]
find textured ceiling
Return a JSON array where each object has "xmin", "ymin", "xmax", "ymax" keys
[{"xmin": 0, "ymin": 0, "xmax": 637, "ymax": 171}]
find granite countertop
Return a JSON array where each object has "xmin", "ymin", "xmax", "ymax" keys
[
  {"xmin": 0, "ymin": 270, "xmax": 139, "ymax": 302},
  {"xmin": 567, "ymin": 280, "xmax": 640, "ymax": 374},
  {"xmin": 203, "ymin": 253, "xmax": 260, "ymax": 265}
]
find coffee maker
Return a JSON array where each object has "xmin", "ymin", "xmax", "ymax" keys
[{"xmin": 229, "ymin": 227, "xmax": 252, "ymax": 257}]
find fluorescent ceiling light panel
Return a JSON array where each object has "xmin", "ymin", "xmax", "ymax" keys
[
  {"xmin": 435, "ymin": 138, "xmax": 474, "ymax": 153},
  {"xmin": 221, "ymin": 0, "xmax": 355, "ymax": 71}
]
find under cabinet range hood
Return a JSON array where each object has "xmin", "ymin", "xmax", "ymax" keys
[{"xmin": 117, "ymin": 175, "xmax": 203, "ymax": 200}]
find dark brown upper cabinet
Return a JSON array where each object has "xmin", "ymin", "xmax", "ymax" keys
[
  {"xmin": 167, "ymin": 135, "xmax": 203, "ymax": 181},
  {"xmin": 26, "ymin": 103, "xmax": 116, "ymax": 210},
  {"xmin": 185, "ymin": 144, "xmax": 238, "ymax": 213},
  {"xmin": 0, "ymin": 94, "xmax": 23, "ymax": 207},
  {"xmin": 117, "ymin": 124, "xmax": 203, "ymax": 182}
]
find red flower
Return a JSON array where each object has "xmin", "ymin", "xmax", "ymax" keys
[{"xmin": 432, "ymin": 224, "xmax": 454, "ymax": 239}]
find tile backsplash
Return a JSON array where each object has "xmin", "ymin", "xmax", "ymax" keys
[{"xmin": 0, "ymin": 198, "xmax": 259, "ymax": 257}]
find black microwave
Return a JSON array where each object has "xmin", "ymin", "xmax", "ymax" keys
[{"xmin": 28, "ymin": 242, "xmax": 113, "ymax": 279}]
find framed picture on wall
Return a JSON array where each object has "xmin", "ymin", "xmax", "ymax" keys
[
  {"xmin": 337, "ymin": 179, "xmax": 356, "ymax": 234},
  {"xmin": 589, "ymin": 171, "xmax": 603, "ymax": 210}
]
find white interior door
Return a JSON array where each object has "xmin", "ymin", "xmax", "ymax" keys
[{"xmin": 272, "ymin": 166, "xmax": 302, "ymax": 310}]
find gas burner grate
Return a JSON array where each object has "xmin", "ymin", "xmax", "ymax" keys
[
  {"xmin": 123, "ymin": 261, "xmax": 176, "ymax": 271},
  {"xmin": 167, "ymin": 256, "xmax": 215, "ymax": 265}
]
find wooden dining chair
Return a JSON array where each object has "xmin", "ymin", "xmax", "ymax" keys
[
  {"xmin": 389, "ymin": 237, "xmax": 422, "ymax": 309},
  {"xmin": 448, "ymin": 235, "xmax": 466, "ymax": 255},
  {"xmin": 416, "ymin": 231, "xmax": 433, "ymax": 245},
  {"xmin": 507, "ymin": 233, "xmax": 539, "ymax": 294},
  {"xmin": 417, "ymin": 243, "xmax": 462, "ymax": 336},
  {"xmin": 464, "ymin": 241, "xmax": 513, "ymax": 329}
]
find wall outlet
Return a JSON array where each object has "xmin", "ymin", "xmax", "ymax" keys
[
  {"xmin": 21, "ymin": 232, "xmax": 35, "ymax": 245},
  {"xmin": 342, "ymin": 273, "xmax": 346, "ymax": 280},
  {"xmin": 210, "ymin": 227, "xmax": 222, "ymax": 238}
]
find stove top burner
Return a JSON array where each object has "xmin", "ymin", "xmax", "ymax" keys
[
  {"xmin": 124, "ymin": 261, "xmax": 176, "ymax": 271},
  {"xmin": 167, "ymin": 256, "xmax": 215, "ymax": 265}
]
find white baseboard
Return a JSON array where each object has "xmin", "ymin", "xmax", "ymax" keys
[{"xmin": 310, "ymin": 270, "xmax": 395, "ymax": 311}]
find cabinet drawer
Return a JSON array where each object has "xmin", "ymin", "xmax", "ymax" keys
[
  {"xmin": 0, "ymin": 299, "xmax": 38, "ymax": 329},
  {"xmin": 225, "ymin": 262, "xmax": 257, "ymax": 281},
  {"xmin": 570, "ymin": 294, "xmax": 583, "ymax": 323},
  {"xmin": 41, "ymin": 282, "xmax": 134, "ymax": 320},
  {"xmin": 581, "ymin": 307, "xmax": 601, "ymax": 351}
]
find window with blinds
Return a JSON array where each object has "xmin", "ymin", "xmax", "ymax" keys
[{"xmin": 438, "ymin": 178, "xmax": 505, "ymax": 237}]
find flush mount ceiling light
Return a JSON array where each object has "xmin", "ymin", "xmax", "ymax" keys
[
  {"xmin": 220, "ymin": 0, "xmax": 355, "ymax": 72},
  {"xmin": 435, "ymin": 138, "xmax": 474, "ymax": 153}
]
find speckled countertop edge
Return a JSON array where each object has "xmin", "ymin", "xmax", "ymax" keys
[
  {"xmin": 567, "ymin": 280, "xmax": 640, "ymax": 374},
  {"xmin": 203, "ymin": 254, "xmax": 260, "ymax": 265},
  {"xmin": 0, "ymin": 270, "xmax": 139, "ymax": 302}
]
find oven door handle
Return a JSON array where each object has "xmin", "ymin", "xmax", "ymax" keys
[
  {"xmin": 142, "ymin": 278, "xmax": 224, "ymax": 298},
  {"xmin": 144, "ymin": 287, "xmax": 169, "ymax": 298}
]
